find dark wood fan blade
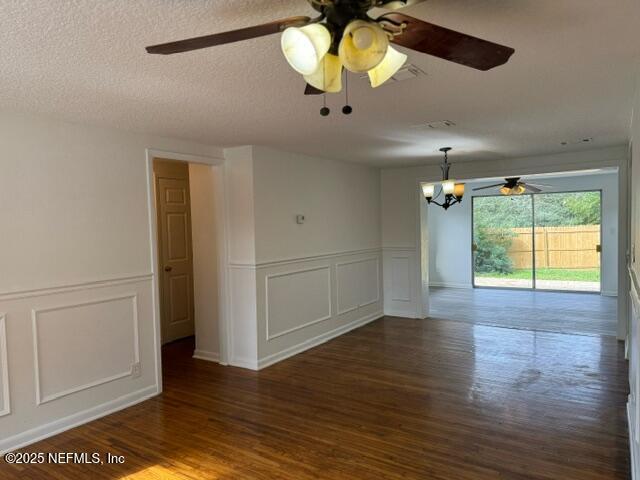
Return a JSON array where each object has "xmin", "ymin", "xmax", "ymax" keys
[
  {"xmin": 304, "ymin": 83, "xmax": 324, "ymax": 95},
  {"xmin": 146, "ymin": 16, "xmax": 311, "ymax": 55},
  {"xmin": 524, "ymin": 184, "xmax": 542, "ymax": 193},
  {"xmin": 472, "ymin": 183, "xmax": 505, "ymax": 191},
  {"xmin": 381, "ymin": 13, "xmax": 515, "ymax": 71}
]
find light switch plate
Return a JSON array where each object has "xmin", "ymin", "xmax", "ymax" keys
[{"xmin": 296, "ymin": 214, "xmax": 305, "ymax": 224}]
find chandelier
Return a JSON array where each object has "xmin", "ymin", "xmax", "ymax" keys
[{"xmin": 421, "ymin": 147, "xmax": 465, "ymax": 210}]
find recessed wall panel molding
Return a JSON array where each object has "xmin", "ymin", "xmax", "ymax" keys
[
  {"xmin": 383, "ymin": 248, "xmax": 419, "ymax": 319},
  {"xmin": 336, "ymin": 257, "xmax": 380, "ymax": 315},
  {"xmin": 359, "ymin": 258, "xmax": 380, "ymax": 307},
  {"xmin": 336, "ymin": 261, "xmax": 360, "ymax": 315},
  {"xmin": 0, "ymin": 314, "xmax": 10, "ymax": 417},
  {"xmin": 391, "ymin": 255, "xmax": 411, "ymax": 302},
  {"xmin": 31, "ymin": 294, "xmax": 140, "ymax": 405},
  {"xmin": 265, "ymin": 266, "xmax": 332, "ymax": 340}
]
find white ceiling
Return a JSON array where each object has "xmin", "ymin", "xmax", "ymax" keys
[{"xmin": 1, "ymin": 0, "xmax": 639, "ymax": 167}]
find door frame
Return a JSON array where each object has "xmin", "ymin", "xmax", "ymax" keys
[
  {"xmin": 145, "ymin": 148, "xmax": 230, "ymax": 394},
  {"xmin": 470, "ymin": 188, "xmax": 603, "ymax": 294}
]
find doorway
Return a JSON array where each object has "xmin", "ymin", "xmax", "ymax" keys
[
  {"xmin": 154, "ymin": 159, "xmax": 196, "ymax": 344},
  {"xmin": 472, "ymin": 190, "xmax": 602, "ymax": 293}
]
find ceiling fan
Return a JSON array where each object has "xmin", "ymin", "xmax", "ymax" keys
[
  {"xmin": 146, "ymin": 0, "xmax": 515, "ymax": 95},
  {"xmin": 472, "ymin": 177, "xmax": 552, "ymax": 196}
]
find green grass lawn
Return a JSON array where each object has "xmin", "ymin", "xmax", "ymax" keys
[{"xmin": 476, "ymin": 268, "xmax": 600, "ymax": 282}]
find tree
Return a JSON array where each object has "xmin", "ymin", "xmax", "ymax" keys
[
  {"xmin": 473, "ymin": 191, "xmax": 600, "ymax": 228},
  {"xmin": 474, "ymin": 227, "xmax": 514, "ymax": 274}
]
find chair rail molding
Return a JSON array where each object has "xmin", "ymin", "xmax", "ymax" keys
[{"xmin": 0, "ymin": 273, "xmax": 153, "ymax": 301}]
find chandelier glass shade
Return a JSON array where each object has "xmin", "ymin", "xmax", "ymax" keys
[{"xmin": 281, "ymin": 19, "xmax": 407, "ymax": 92}]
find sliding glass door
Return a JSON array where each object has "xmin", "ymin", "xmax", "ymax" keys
[
  {"xmin": 472, "ymin": 191, "xmax": 601, "ymax": 292},
  {"xmin": 473, "ymin": 195, "xmax": 533, "ymax": 289},
  {"xmin": 533, "ymin": 192, "xmax": 601, "ymax": 292}
]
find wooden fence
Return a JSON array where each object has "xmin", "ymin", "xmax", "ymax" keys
[{"xmin": 494, "ymin": 225, "xmax": 600, "ymax": 269}]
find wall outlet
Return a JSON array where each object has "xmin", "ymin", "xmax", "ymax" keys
[{"xmin": 131, "ymin": 362, "xmax": 141, "ymax": 378}]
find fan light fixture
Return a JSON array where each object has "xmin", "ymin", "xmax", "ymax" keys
[
  {"xmin": 422, "ymin": 147, "xmax": 465, "ymax": 210},
  {"xmin": 281, "ymin": 18, "xmax": 407, "ymax": 93},
  {"xmin": 368, "ymin": 46, "xmax": 408, "ymax": 88},
  {"xmin": 500, "ymin": 184, "xmax": 526, "ymax": 196},
  {"xmin": 304, "ymin": 53, "xmax": 343, "ymax": 92},
  {"xmin": 281, "ymin": 23, "xmax": 332, "ymax": 75},
  {"xmin": 146, "ymin": 0, "xmax": 516, "ymax": 115}
]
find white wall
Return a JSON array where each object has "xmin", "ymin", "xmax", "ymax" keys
[
  {"xmin": 627, "ymin": 74, "xmax": 640, "ymax": 480},
  {"xmin": 224, "ymin": 146, "xmax": 383, "ymax": 369},
  {"xmin": 189, "ymin": 163, "xmax": 221, "ymax": 362},
  {"xmin": 223, "ymin": 146, "xmax": 258, "ymax": 369},
  {"xmin": 381, "ymin": 146, "xmax": 629, "ymax": 323},
  {"xmin": 0, "ymin": 111, "xmax": 222, "ymax": 453},
  {"xmin": 252, "ymin": 146, "xmax": 381, "ymax": 262},
  {"xmin": 428, "ymin": 172, "xmax": 619, "ymax": 295}
]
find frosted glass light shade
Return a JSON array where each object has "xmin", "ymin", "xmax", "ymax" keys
[
  {"xmin": 500, "ymin": 184, "xmax": 525, "ymax": 196},
  {"xmin": 453, "ymin": 183, "xmax": 465, "ymax": 198},
  {"xmin": 281, "ymin": 24, "xmax": 331, "ymax": 75},
  {"xmin": 422, "ymin": 184, "xmax": 435, "ymax": 199},
  {"xmin": 339, "ymin": 20, "xmax": 389, "ymax": 73},
  {"xmin": 442, "ymin": 181, "xmax": 456, "ymax": 195},
  {"xmin": 304, "ymin": 54, "xmax": 343, "ymax": 93},
  {"xmin": 368, "ymin": 46, "xmax": 407, "ymax": 88}
]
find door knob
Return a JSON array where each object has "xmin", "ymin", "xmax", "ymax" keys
[{"xmin": 164, "ymin": 266, "xmax": 172, "ymax": 272}]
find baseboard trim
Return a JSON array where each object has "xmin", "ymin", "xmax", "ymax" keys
[
  {"xmin": 384, "ymin": 309, "xmax": 420, "ymax": 319},
  {"xmin": 629, "ymin": 402, "xmax": 638, "ymax": 480},
  {"xmin": 0, "ymin": 384, "xmax": 159, "ymax": 454},
  {"xmin": 230, "ymin": 356, "xmax": 259, "ymax": 370},
  {"xmin": 258, "ymin": 311, "xmax": 383, "ymax": 370},
  {"xmin": 429, "ymin": 282, "xmax": 473, "ymax": 289},
  {"xmin": 192, "ymin": 350, "xmax": 220, "ymax": 363}
]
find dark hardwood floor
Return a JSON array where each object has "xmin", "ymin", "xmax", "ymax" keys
[
  {"xmin": 1, "ymin": 317, "xmax": 629, "ymax": 479},
  {"xmin": 430, "ymin": 287, "xmax": 618, "ymax": 336}
]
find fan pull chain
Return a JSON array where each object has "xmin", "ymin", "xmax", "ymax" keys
[
  {"xmin": 342, "ymin": 70, "xmax": 352, "ymax": 115},
  {"xmin": 320, "ymin": 57, "xmax": 330, "ymax": 116}
]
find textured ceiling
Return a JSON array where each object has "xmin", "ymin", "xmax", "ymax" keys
[{"xmin": 1, "ymin": 0, "xmax": 639, "ymax": 167}]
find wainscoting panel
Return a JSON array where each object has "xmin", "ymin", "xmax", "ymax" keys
[
  {"xmin": 628, "ymin": 267, "xmax": 640, "ymax": 480},
  {"xmin": 256, "ymin": 249, "xmax": 383, "ymax": 367},
  {"xmin": 337, "ymin": 258, "xmax": 380, "ymax": 314},
  {"xmin": 0, "ymin": 275, "xmax": 156, "ymax": 454},
  {"xmin": 0, "ymin": 314, "xmax": 9, "ymax": 417},
  {"xmin": 360, "ymin": 258, "xmax": 380, "ymax": 307},
  {"xmin": 266, "ymin": 266, "xmax": 332, "ymax": 340},
  {"xmin": 383, "ymin": 248, "xmax": 420, "ymax": 318},
  {"xmin": 336, "ymin": 261, "xmax": 361, "ymax": 315},
  {"xmin": 391, "ymin": 256, "xmax": 411, "ymax": 301},
  {"xmin": 32, "ymin": 294, "xmax": 140, "ymax": 405}
]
